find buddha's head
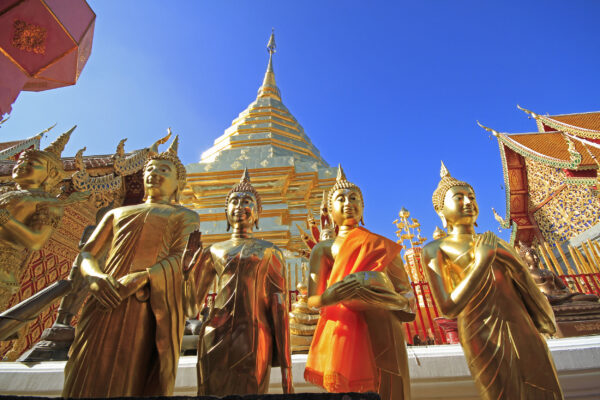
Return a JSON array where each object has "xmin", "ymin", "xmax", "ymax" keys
[
  {"xmin": 143, "ymin": 135, "xmax": 186, "ymax": 203},
  {"xmin": 12, "ymin": 126, "xmax": 74, "ymax": 191},
  {"xmin": 432, "ymin": 161, "xmax": 477, "ymax": 230},
  {"xmin": 518, "ymin": 242, "xmax": 540, "ymax": 269},
  {"xmin": 225, "ymin": 168, "xmax": 262, "ymax": 232},
  {"xmin": 328, "ymin": 165, "xmax": 364, "ymax": 228}
]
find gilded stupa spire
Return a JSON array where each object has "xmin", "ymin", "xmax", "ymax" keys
[{"xmin": 258, "ymin": 29, "xmax": 281, "ymax": 100}]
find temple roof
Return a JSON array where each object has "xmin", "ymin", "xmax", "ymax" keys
[
  {"xmin": 187, "ymin": 32, "xmax": 332, "ymax": 177},
  {"xmin": 0, "ymin": 153, "xmax": 118, "ymax": 176},
  {"xmin": 503, "ymin": 131, "xmax": 600, "ymax": 169},
  {"xmin": 0, "ymin": 133, "xmax": 43, "ymax": 160},
  {"xmin": 542, "ymin": 111, "xmax": 600, "ymax": 132}
]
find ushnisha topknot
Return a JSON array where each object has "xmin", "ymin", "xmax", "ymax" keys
[
  {"xmin": 327, "ymin": 164, "xmax": 364, "ymax": 214},
  {"xmin": 226, "ymin": 168, "xmax": 263, "ymax": 212},
  {"xmin": 432, "ymin": 161, "xmax": 474, "ymax": 212},
  {"xmin": 144, "ymin": 132, "xmax": 187, "ymax": 191}
]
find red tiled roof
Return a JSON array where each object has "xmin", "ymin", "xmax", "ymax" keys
[
  {"xmin": 547, "ymin": 112, "xmax": 600, "ymax": 131},
  {"xmin": 0, "ymin": 140, "xmax": 24, "ymax": 151},
  {"xmin": 506, "ymin": 131, "xmax": 600, "ymax": 167}
]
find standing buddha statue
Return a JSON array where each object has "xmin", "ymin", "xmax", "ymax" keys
[
  {"xmin": 62, "ymin": 135, "xmax": 201, "ymax": 397},
  {"xmin": 304, "ymin": 165, "xmax": 415, "ymax": 400},
  {"xmin": 422, "ymin": 162, "xmax": 563, "ymax": 400},
  {"xmin": 192, "ymin": 168, "xmax": 293, "ymax": 395},
  {"xmin": 0, "ymin": 126, "xmax": 88, "ymax": 310}
]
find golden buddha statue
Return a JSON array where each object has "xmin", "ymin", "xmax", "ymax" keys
[
  {"xmin": 304, "ymin": 165, "xmax": 415, "ymax": 400},
  {"xmin": 422, "ymin": 162, "xmax": 563, "ymax": 400},
  {"xmin": 191, "ymin": 169, "xmax": 293, "ymax": 395},
  {"xmin": 0, "ymin": 127, "xmax": 89, "ymax": 310},
  {"xmin": 289, "ymin": 264, "xmax": 319, "ymax": 353},
  {"xmin": 518, "ymin": 242, "xmax": 600, "ymax": 336},
  {"xmin": 62, "ymin": 136, "xmax": 201, "ymax": 398}
]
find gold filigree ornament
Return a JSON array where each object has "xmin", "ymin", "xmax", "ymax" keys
[{"xmin": 11, "ymin": 20, "xmax": 47, "ymax": 55}]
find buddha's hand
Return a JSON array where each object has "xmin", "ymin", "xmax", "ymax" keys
[
  {"xmin": 182, "ymin": 230, "xmax": 202, "ymax": 279},
  {"xmin": 474, "ymin": 231, "xmax": 497, "ymax": 266},
  {"xmin": 321, "ymin": 277, "xmax": 361, "ymax": 306},
  {"xmin": 117, "ymin": 271, "xmax": 150, "ymax": 299},
  {"xmin": 87, "ymin": 273, "xmax": 123, "ymax": 310}
]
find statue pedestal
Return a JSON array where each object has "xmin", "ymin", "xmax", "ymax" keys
[
  {"xmin": 18, "ymin": 324, "xmax": 74, "ymax": 362},
  {"xmin": 434, "ymin": 317, "xmax": 459, "ymax": 344},
  {"xmin": 556, "ymin": 319, "xmax": 600, "ymax": 338}
]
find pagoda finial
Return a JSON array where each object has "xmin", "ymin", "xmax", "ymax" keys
[
  {"xmin": 258, "ymin": 29, "xmax": 281, "ymax": 100},
  {"xmin": 267, "ymin": 28, "xmax": 276, "ymax": 55}
]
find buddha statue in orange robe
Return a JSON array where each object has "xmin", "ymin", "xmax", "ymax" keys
[
  {"xmin": 62, "ymin": 136, "xmax": 201, "ymax": 397},
  {"xmin": 422, "ymin": 162, "xmax": 563, "ymax": 400},
  {"xmin": 305, "ymin": 165, "xmax": 415, "ymax": 400}
]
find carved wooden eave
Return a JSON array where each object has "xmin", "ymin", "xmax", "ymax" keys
[{"xmin": 491, "ymin": 108, "xmax": 600, "ymax": 246}]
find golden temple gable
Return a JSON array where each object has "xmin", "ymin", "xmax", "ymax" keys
[{"xmin": 484, "ymin": 108, "xmax": 600, "ymax": 251}]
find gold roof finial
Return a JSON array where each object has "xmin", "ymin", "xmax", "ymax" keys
[
  {"xmin": 517, "ymin": 104, "xmax": 538, "ymax": 119},
  {"xmin": 44, "ymin": 125, "xmax": 76, "ymax": 159},
  {"xmin": 477, "ymin": 121, "xmax": 500, "ymax": 137}
]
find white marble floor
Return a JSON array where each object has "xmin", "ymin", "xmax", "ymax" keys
[{"xmin": 0, "ymin": 335, "xmax": 599, "ymax": 399}]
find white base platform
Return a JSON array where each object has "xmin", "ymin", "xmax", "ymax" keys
[{"xmin": 0, "ymin": 336, "xmax": 599, "ymax": 399}]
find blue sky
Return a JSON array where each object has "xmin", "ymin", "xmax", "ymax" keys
[{"xmin": 2, "ymin": 1, "xmax": 599, "ymax": 243}]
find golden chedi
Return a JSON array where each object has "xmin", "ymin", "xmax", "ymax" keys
[
  {"xmin": 289, "ymin": 268, "xmax": 319, "ymax": 353},
  {"xmin": 0, "ymin": 127, "xmax": 89, "ymax": 310},
  {"xmin": 62, "ymin": 135, "xmax": 201, "ymax": 397},
  {"xmin": 519, "ymin": 242, "xmax": 600, "ymax": 337},
  {"xmin": 191, "ymin": 168, "xmax": 293, "ymax": 395},
  {"xmin": 304, "ymin": 165, "xmax": 415, "ymax": 400},
  {"xmin": 422, "ymin": 162, "xmax": 563, "ymax": 400}
]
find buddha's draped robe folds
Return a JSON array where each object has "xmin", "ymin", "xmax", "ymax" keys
[
  {"xmin": 428, "ymin": 239, "xmax": 563, "ymax": 400},
  {"xmin": 194, "ymin": 238, "xmax": 291, "ymax": 396},
  {"xmin": 63, "ymin": 203, "xmax": 199, "ymax": 398},
  {"xmin": 305, "ymin": 227, "xmax": 414, "ymax": 399}
]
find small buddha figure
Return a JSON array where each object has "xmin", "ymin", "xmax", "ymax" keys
[
  {"xmin": 304, "ymin": 165, "xmax": 415, "ymax": 400},
  {"xmin": 518, "ymin": 243, "xmax": 600, "ymax": 328},
  {"xmin": 192, "ymin": 169, "xmax": 293, "ymax": 395},
  {"xmin": 422, "ymin": 162, "xmax": 563, "ymax": 400},
  {"xmin": 0, "ymin": 127, "xmax": 89, "ymax": 310},
  {"xmin": 62, "ymin": 136, "xmax": 201, "ymax": 397},
  {"xmin": 289, "ymin": 265, "xmax": 320, "ymax": 353}
]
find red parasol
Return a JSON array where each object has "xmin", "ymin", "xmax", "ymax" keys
[{"xmin": 0, "ymin": 0, "xmax": 95, "ymax": 115}]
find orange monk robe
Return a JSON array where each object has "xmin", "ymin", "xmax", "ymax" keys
[
  {"xmin": 63, "ymin": 203, "xmax": 199, "ymax": 397},
  {"xmin": 305, "ymin": 227, "xmax": 415, "ymax": 398}
]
